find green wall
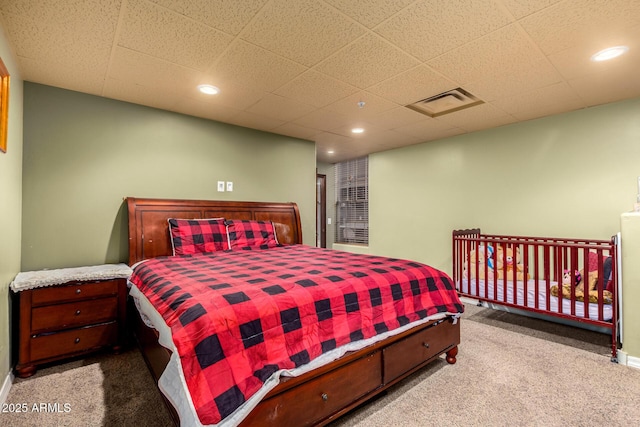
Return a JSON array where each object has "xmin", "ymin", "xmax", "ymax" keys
[
  {"xmin": 369, "ymin": 97, "xmax": 640, "ymax": 273},
  {"xmin": 22, "ymin": 83, "xmax": 316, "ymax": 271},
  {"xmin": 0, "ymin": 31, "xmax": 23, "ymax": 385}
]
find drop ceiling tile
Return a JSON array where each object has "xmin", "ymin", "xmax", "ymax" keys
[
  {"xmin": 406, "ymin": 126, "xmax": 466, "ymax": 144},
  {"xmin": 147, "ymin": 0, "xmax": 268, "ymax": 35},
  {"xmin": 208, "ymin": 40, "xmax": 307, "ymax": 93},
  {"xmin": 103, "ymin": 77, "xmax": 180, "ymax": 112},
  {"xmin": 505, "ymin": 101, "xmax": 585, "ymax": 122},
  {"xmin": 108, "ymin": 47, "xmax": 200, "ymax": 91},
  {"xmin": 173, "ymin": 96, "xmax": 242, "ymax": 123},
  {"xmin": 315, "ymin": 131, "xmax": 355, "ymax": 148},
  {"xmin": 434, "ymin": 103, "xmax": 517, "ymax": 132},
  {"xmin": 568, "ymin": 62, "xmax": 640, "ymax": 107},
  {"xmin": 18, "ymin": 57, "xmax": 105, "ymax": 96},
  {"xmin": 0, "ymin": 0, "xmax": 120, "ymax": 34},
  {"xmin": 328, "ymin": 121, "xmax": 387, "ymax": 138},
  {"xmin": 1, "ymin": 11, "xmax": 114, "ymax": 68},
  {"xmin": 519, "ymin": 0, "xmax": 640, "ymax": 55},
  {"xmin": 368, "ymin": 65, "xmax": 457, "ymax": 106},
  {"xmin": 315, "ymin": 131, "xmax": 371, "ymax": 163},
  {"xmin": 499, "ymin": 0, "xmax": 564, "ymax": 19},
  {"xmin": 323, "ymin": 0, "xmax": 415, "ymax": 28},
  {"xmin": 246, "ymin": 94, "xmax": 316, "ymax": 122},
  {"xmin": 274, "ymin": 70, "xmax": 359, "ymax": 108},
  {"xmin": 314, "ymin": 33, "xmax": 419, "ymax": 89},
  {"xmin": 3, "ymin": 0, "xmax": 639, "ymax": 163},
  {"xmin": 225, "ymin": 111, "xmax": 286, "ymax": 131},
  {"xmin": 465, "ymin": 58, "xmax": 562, "ymax": 102},
  {"xmin": 292, "ymin": 108, "xmax": 353, "ymax": 132},
  {"xmin": 547, "ymin": 24, "xmax": 640, "ymax": 81},
  {"xmin": 374, "ymin": 0, "xmax": 513, "ymax": 62},
  {"xmin": 492, "ymin": 82, "xmax": 586, "ymax": 121},
  {"xmin": 241, "ymin": 0, "xmax": 365, "ymax": 66},
  {"xmin": 394, "ymin": 115, "xmax": 463, "ymax": 140},
  {"xmin": 324, "ymin": 91, "xmax": 399, "ymax": 119},
  {"xmin": 427, "ymin": 24, "xmax": 546, "ymax": 85},
  {"xmin": 369, "ymin": 131, "xmax": 422, "ymax": 151},
  {"xmin": 119, "ymin": 0, "xmax": 233, "ymax": 71},
  {"xmin": 271, "ymin": 122, "xmax": 318, "ymax": 140},
  {"xmin": 185, "ymin": 78, "xmax": 268, "ymax": 111},
  {"xmin": 366, "ymin": 106, "xmax": 429, "ymax": 130}
]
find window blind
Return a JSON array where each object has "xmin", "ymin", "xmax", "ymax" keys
[{"xmin": 335, "ymin": 156, "xmax": 368, "ymax": 245}]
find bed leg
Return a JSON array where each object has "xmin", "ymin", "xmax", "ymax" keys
[{"xmin": 445, "ymin": 346, "xmax": 458, "ymax": 364}]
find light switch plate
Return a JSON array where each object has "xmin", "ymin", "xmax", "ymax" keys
[
  {"xmin": 217, "ymin": 181, "xmax": 225, "ymax": 192},
  {"xmin": 226, "ymin": 181, "xmax": 233, "ymax": 192}
]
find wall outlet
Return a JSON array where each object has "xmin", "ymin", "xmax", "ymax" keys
[
  {"xmin": 226, "ymin": 181, "xmax": 233, "ymax": 192},
  {"xmin": 217, "ymin": 181, "xmax": 225, "ymax": 192}
]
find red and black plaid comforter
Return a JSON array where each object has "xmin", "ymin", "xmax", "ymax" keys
[{"xmin": 130, "ymin": 245, "xmax": 463, "ymax": 425}]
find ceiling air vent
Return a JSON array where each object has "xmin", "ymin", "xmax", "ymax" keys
[{"xmin": 406, "ymin": 87, "xmax": 483, "ymax": 117}]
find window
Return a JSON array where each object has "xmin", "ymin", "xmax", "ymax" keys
[{"xmin": 335, "ymin": 156, "xmax": 368, "ymax": 245}]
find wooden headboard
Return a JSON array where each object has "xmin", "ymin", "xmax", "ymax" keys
[{"xmin": 126, "ymin": 197, "xmax": 302, "ymax": 265}]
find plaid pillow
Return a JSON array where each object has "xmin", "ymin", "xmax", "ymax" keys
[
  {"xmin": 226, "ymin": 220, "xmax": 279, "ymax": 250},
  {"xmin": 168, "ymin": 218, "xmax": 229, "ymax": 255}
]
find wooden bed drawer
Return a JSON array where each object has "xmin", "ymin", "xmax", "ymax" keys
[
  {"xmin": 31, "ymin": 296, "xmax": 118, "ymax": 333},
  {"xmin": 30, "ymin": 322, "xmax": 118, "ymax": 361},
  {"xmin": 31, "ymin": 280, "xmax": 119, "ymax": 305},
  {"xmin": 242, "ymin": 351, "xmax": 382, "ymax": 426},
  {"xmin": 383, "ymin": 320, "xmax": 457, "ymax": 384}
]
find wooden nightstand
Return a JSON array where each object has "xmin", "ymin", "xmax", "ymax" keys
[{"xmin": 11, "ymin": 264, "xmax": 132, "ymax": 378}]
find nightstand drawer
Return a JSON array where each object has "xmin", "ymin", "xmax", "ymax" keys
[
  {"xmin": 30, "ymin": 322, "xmax": 118, "ymax": 361},
  {"xmin": 32, "ymin": 279, "xmax": 120, "ymax": 305},
  {"xmin": 31, "ymin": 296, "xmax": 118, "ymax": 333}
]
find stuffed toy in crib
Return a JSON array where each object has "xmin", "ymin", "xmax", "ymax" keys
[
  {"xmin": 463, "ymin": 244, "xmax": 495, "ymax": 279},
  {"xmin": 550, "ymin": 258, "xmax": 613, "ymax": 304},
  {"xmin": 494, "ymin": 245, "xmax": 528, "ymax": 280}
]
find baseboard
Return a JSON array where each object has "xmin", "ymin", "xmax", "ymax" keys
[
  {"xmin": 0, "ymin": 370, "xmax": 13, "ymax": 406},
  {"xmin": 618, "ymin": 350, "xmax": 640, "ymax": 369}
]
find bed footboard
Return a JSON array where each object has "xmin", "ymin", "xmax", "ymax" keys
[{"xmin": 453, "ymin": 228, "xmax": 618, "ymax": 360}]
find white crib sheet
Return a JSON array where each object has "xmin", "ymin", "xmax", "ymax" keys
[{"xmin": 458, "ymin": 278, "xmax": 612, "ymax": 322}]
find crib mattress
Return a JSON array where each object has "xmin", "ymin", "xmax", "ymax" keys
[{"xmin": 458, "ymin": 278, "xmax": 612, "ymax": 322}]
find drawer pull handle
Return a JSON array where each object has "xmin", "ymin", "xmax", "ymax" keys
[
  {"xmin": 75, "ymin": 289, "xmax": 81, "ymax": 294},
  {"xmin": 423, "ymin": 342, "xmax": 430, "ymax": 349},
  {"xmin": 75, "ymin": 310, "xmax": 81, "ymax": 315},
  {"xmin": 321, "ymin": 393, "xmax": 328, "ymax": 402},
  {"xmin": 74, "ymin": 338, "xmax": 80, "ymax": 344}
]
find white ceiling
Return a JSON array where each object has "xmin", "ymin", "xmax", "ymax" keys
[{"xmin": 1, "ymin": 0, "xmax": 639, "ymax": 163}]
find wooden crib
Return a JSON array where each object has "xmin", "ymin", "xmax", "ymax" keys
[{"xmin": 452, "ymin": 228, "xmax": 619, "ymax": 361}]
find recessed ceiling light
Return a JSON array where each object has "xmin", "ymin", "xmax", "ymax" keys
[
  {"xmin": 351, "ymin": 128, "xmax": 364, "ymax": 134},
  {"xmin": 590, "ymin": 46, "xmax": 629, "ymax": 62},
  {"xmin": 327, "ymin": 150, "xmax": 335, "ymax": 154},
  {"xmin": 198, "ymin": 84, "xmax": 220, "ymax": 95}
]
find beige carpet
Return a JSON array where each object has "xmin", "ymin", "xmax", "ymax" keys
[
  {"xmin": 332, "ymin": 304, "xmax": 640, "ymax": 426},
  {"xmin": 1, "ymin": 347, "xmax": 173, "ymax": 427},
  {"xmin": 3, "ymin": 305, "xmax": 639, "ymax": 426}
]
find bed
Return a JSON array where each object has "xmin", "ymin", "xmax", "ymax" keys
[
  {"xmin": 126, "ymin": 197, "xmax": 464, "ymax": 426},
  {"xmin": 452, "ymin": 228, "xmax": 618, "ymax": 361}
]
